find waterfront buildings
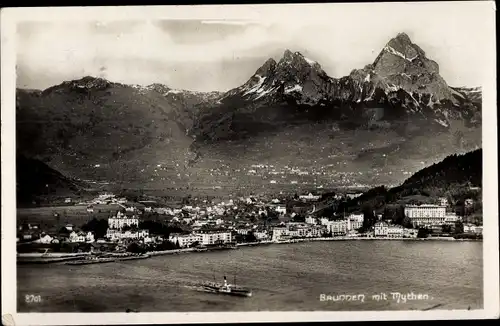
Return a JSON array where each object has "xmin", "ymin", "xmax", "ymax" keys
[
  {"xmin": 347, "ymin": 214, "xmax": 364, "ymax": 230},
  {"xmin": 169, "ymin": 231, "xmax": 233, "ymax": 248},
  {"xmin": 404, "ymin": 204, "xmax": 447, "ymax": 227},
  {"xmin": 464, "ymin": 224, "xmax": 483, "ymax": 235},
  {"xmin": 69, "ymin": 231, "xmax": 95, "ymax": 243},
  {"xmin": 374, "ymin": 222, "xmax": 404, "ymax": 238},
  {"xmin": 326, "ymin": 220, "xmax": 348, "ymax": 236}
]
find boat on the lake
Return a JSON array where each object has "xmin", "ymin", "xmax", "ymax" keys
[{"xmin": 201, "ymin": 276, "xmax": 252, "ymax": 297}]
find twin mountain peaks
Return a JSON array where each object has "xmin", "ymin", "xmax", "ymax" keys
[{"xmin": 16, "ymin": 32, "xmax": 482, "ymax": 189}]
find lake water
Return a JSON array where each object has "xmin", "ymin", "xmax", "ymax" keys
[{"xmin": 17, "ymin": 240, "xmax": 483, "ymax": 312}]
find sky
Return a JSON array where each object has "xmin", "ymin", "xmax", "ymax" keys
[{"xmin": 15, "ymin": 2, "xmax": 495, "ymax": 92}]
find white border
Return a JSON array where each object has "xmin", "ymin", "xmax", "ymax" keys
[{"xmin": 1, "ymin": 2, "xmax": 499, "ymax": 324}]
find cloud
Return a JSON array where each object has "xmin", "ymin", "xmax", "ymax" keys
[{"xmin": 15, "ymin": 3, "xmax": 494, "ymax": 91}]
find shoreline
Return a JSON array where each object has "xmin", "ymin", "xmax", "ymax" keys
[
  {"xmin": 17, "ymin": 236, "xmax": 482, "ymax": 262},
  {"xmin": 145, "ymin": 236, "xmax": 481, "ymax": 257}
]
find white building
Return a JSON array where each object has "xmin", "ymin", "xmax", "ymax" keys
[
  {"xmin": 169, "ymin": 233, "xmax": 202, "ymax": 248},
  {"xmin": 464, "ymin": 224, "xmax": 482, "ymax": 234},
  {"xmin": 305, "ymin": 216, "xmax": 317, "ymax": 225},
  {"xmin": 320, "ymin": 218, "xmax": 330, "ymax": 226},
  {"xmin": 199, "ymin": 231, "xmax": 232, "ymax": 246},
  {"xmin": 299, "ymin": 193, "xmax": 321, "ymax": 201},
  {"xmin": 85, "ymin": 232, "xmax": 95, "ymax": 243},
  {"xmin": 254, "ymin": 230, "xmax": 269, "ymax": 241},
  {"xmin": 69, "ymin": 231, "xmax": 86, "ymax": 243},
  {"xmin": 170, "ymin": 231, "xmax": 232, "ymax": 248},
  {"xmin": 445, "ymin": 212, "xmax": 459, "ymax": 224},
  {"xmin": 374, "ymin": 222, "xmax": 389, "ymax": 237},
  {"xmin": 275, "ymin": 206, "xmax": 287, "ymax": 215},
  {"xmin": 272, "ymin": 227, "xmax": 290, "ymax": 242},
  {"xmin": 108, "ymin": 211, "xmax": 139, "ymax": 230},
  {"xmin": 347, "ymin": 214, "xmax": 364, "ymax": 230},
  {"xmin": 327, "ymin": 220, "xmax": 348, "ymax": 236},
  {"xmin": 403, "ymin": 228, "xmax": 418, "ymax": 238},
  {"xmin": 404, "ymin": 204, "xmax": 446, "ymax": 227},
  {"xmin": 386, "ymin": 225, "xmax": 404, "ymax": 238},
  {"xmin": 35, "ymin": 234, "xmax": 54, "ymax": 244},
  {"xmin": 106, "ymin": 229, "xmax": 149, "ymax": 242}
]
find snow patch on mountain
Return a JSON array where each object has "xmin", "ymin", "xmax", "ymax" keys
[
  {"xmin": 243, "ymin": 75, "xmax": 266, "ymax": 96},
  {"xmin": 304, "ymin": 57, "xmax": 316, "ymax": 65},
  {"xmin": 384, "ymin": 45, "xmax": 417, "ymax": 62},
  {"xmin": 285, "ymin": 84, "xmax": 303, "ymax": 94}
]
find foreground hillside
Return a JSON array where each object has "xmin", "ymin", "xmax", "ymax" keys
[
  {"xmin": 16, "ymin": 155, "xmax": 92, "ymax": 206},
  {"xmin": 329, "ymin": 148, "xmax": 482, "ymax": 217}
]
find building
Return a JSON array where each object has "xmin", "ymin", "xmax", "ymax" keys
[
  {"xmin": 199, "ymin": 231, "xmax": 232, "ymax": 246},
  {"xmin": 403, "ymin": 228, "xmax": 418, "ymax": 238},
  {"xmin": 299, "ymin": 193, "xmax": 321, "ymax": 201},
  {"xmin": 347, "ymin": 214, "xmax": 364, "ymax": 230},
  {"xmin": 444, "ymin": 212, "xmax": 459, "ymax": 224},
  {"xmin": 319, "ymin": 218, "xmax": 330, "ymax": 226},
  {"xmin": 305, "ymin": 216, "xmax": 316, "ymax": 225},
  {"xmin": 404, "ymin": 204, "xmax": 446, "ymax": 227},
  {"xmin": 386, "ymin": 225, "xmax": 404, "ymax": 238},
  {"xmin": 374, "ymin": 222, "xmax": 389, "ymax": 237},
  {"xmin": 169, "ymin": 233, "xmax": 202, "ymax": 248},
  {"xmin": 272, "ymin": 227, "xmax": 290, "ymax": 242},
  {"xmin": 34, "ymin": 234, "xmax": 54, "ymax": 244},
  {"xmin": 170, "ymin": 231, "xmax": 232, "ymax": 248},
  {"xmin": 464, "ymin": 224, "xmax": 482, "ymax": 235},
  {"xmin": 327, "ymin": 220, "xmax": 348, "ymax": 236},
  {"xmin": 86, "ymin": 232, "xmax": 95, "ymax": 243},
  {"xmin": 108, "ymin": 211, "xmax": 139, "ymax": 230},
  {"xmin": 254, "ymin": 230, "xmax": 269, "ymax": 241},
  {"xmin": 69, "ymin": 231, "xmax": 86, "ymax": 243},
  {"xmin": 106, "ymin": 229, "xmax": 150, "ymax": 242}
]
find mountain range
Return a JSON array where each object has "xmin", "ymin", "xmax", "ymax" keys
[{"xmin": 16, "ymin": 32, "xmax": 482, "ymax": 193}]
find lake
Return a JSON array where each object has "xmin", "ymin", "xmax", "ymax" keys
[{"xmin": 17, "ymin": 240, "xmax": 483, "ymax": 312}]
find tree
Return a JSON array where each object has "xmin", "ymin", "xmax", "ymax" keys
[
  {"xmin": 417, "ymin": 228, "xmax": 429, "ymax": 238},
  {"xmin": 442, "ymin": 224, "xmax": 452, "ymax": 234},
  {"xmin": 126, "ymin": 242, "xmax": 144, "ymax": 254},
  {"xmin": 246, "ymin": 231, "xmax": 257, "ymax": 243},
  {"xmin": 402, "ymin": 216, "xmax": 413, "ymax": 229},
  {"xmin": 81, "ymin": 218, "xmax": 108, "ymax": 239},
  {"xmin": 454, "ymin": 221, "xmax": 464, "ymax": 234}
]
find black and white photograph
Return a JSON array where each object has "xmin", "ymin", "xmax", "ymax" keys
[{"xmin": 1, "ymin": 2, "xmax": 498, "ymax": 324}]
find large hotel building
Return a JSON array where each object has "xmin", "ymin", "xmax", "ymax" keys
[{"xmin": 404, "ymin": 204, "xmax": 447, "ymax": 226}]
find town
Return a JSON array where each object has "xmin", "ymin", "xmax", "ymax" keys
[{"xmin": 17, "ymin": 190, "xmax": 483, "ymax": 260}]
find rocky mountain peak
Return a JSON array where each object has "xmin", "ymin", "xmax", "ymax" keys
[
  {"xmin": 255, "ymin": 58, "xmax": 277, "ymax": 77},
  {"xmin": 43, "ymin": 76, "xmax": 113, "ymax": 94}
]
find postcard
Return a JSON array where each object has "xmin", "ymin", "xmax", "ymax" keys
[{"xmin": 1, "ymin": 2, "xmax": 498, "ymax": 325}]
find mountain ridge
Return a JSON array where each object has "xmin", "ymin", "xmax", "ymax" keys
[{"xmin": 15, "ymin": 32, "xmax": 482, "ymax": 191}]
